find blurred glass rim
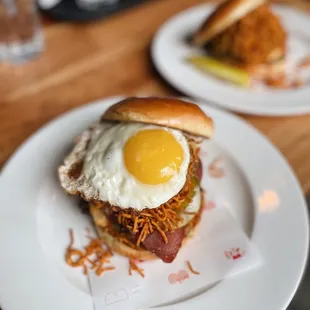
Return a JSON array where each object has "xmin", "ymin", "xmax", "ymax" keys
[
  {"xmin": 37, "ymin": 0, "xmax": 63, "ymax": 10},
  {"xmin": 37, "ymin": 0, "xmax": 121, "ymax": 11},
  {"xmin": 76, "ymin": 0, "xmax": 121, "ymax": 10}
]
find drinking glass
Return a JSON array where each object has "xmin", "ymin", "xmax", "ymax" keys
[{"xmin": 0, "ymin": 0, "xmax": 44, "ymax": 63}]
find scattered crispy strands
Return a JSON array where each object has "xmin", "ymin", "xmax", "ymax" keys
[
  {"xmin": 66, "ymin": 229, "xmax": 115, "ymax": 277},
  {"xmin": 83, "ymin": 264, "xmax": 88, "ymax": 275},
  {"xmin": 186, "ymin": 260, "xmax": 200, "ymax": 275},
  {"xmin": 66, "ymin": 249, "xmax": 86, "ymax": 267},
  {"xmin": 97, "ymin": 266, "xmax": 116, "ymax": 276},
  {"xmin": 69, "ymin": 228, "xmax": 74, "ymax": 248},
  {"xmin": 129, "ymin": 259, "xmax": 145, "ymax": 278}
]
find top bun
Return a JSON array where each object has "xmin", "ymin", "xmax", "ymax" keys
[
  {"xmin": 193, "ymin": 0, "xmax": 267, "ymax": 46},
  {"xmin": 101, "ymin": 97, "xmax": 214, "ymax": 139}
]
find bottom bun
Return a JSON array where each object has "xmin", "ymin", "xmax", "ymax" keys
[
  {"xmin": 90, "ymin": 189, "xmax": 204, "ymax": 261},
  {"xmin": 96, "ymin": 225, "xmax": 157, "ymax": 261}
]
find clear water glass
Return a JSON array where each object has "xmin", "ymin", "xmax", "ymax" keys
[{"xmin": 0, "ymin": 0, "xmax": 44, "ymax": 63}]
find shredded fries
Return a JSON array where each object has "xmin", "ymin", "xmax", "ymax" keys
[
  {"xmin": 83, "ymin": 264, "xmax": 88, "ymax": 275},
  {"xmin": 66, "ymin": 229, "xmax": 115, "ymax": 276},
  {"xmin": 186, "ymin": 260, "xmax": 200, "ymax": 275},
  {"xmin": 129, "ymin": 259, "xmax": 145, "ymax": 278},
  {"xmin": 66, "ymin": 249, "xmax": 86, "ymax": 267},
  {"xmin": 69, "ymin": 228, "xmax": 74, "ymax": 248}
]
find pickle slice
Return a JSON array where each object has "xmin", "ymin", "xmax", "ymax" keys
[{"xmin": 187, "ymin": 56, "xmax": 251, "ymax": 87}]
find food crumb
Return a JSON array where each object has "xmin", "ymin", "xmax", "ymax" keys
[
  {"xmin": 83, "ymin": 264, "xmax": 88, "ymax": 275},
  {"xmin": 264, "ymin": 74, "xmax": 288, "ymax": 89},
  {"xmin": 129, "ymin": 259, "xmax": 145, "ymax": 278},
  {"xmin": 208, "ymin": 157, "xmax": 224, "ymax": 178},
  {"xmin": 291, "ymin": 77, "xmax": 304, "ymax": 89},
  {"xmin": 186, "ymin": 260, "xmax": 200, "ymax": 275},
  {"xmin": 264, "ymin": 72, "xmax": 304, "ymax": 90}
]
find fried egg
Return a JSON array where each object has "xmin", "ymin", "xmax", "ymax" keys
[{"xmin": 81, "ymin": 122, "xmax": 190, "ymax": 210}]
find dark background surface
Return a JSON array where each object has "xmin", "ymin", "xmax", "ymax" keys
[
  {"xmin": 39, "ymin": 0, "xmax": 151, "ymax": 22},
  {"xmin": 288, "ymin": 196, "xmax": 310, "ymax": 310}
]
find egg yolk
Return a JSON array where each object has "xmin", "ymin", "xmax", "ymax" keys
[{"xmin": 123, "ymin": 129, "xmax": 184, "ymax": 185}]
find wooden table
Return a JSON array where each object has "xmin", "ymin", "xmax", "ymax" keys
[{"xmin": 0, "ymin": 0, "xmax": 310, "ymax": 194}]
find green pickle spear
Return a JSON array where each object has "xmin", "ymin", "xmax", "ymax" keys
[{"xmin": 187, "ymin": 56, "xmax": 251, "ymax": 87}]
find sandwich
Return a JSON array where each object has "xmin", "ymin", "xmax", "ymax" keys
[
  {"xmin": 191, "ymin": 0, "xmax": 287, "ymax": 84},
  {"xmin": 58, "ymin": 97, "xmax": 213, "ymax": 263}
]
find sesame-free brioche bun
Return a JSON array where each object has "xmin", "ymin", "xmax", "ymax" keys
[
  {"xmin": 101, "ymin": 97, "xmax": 214, "ymax": 139},
  {"xmin": 90, "ymin": 189, "xmax": 204, "ymax": 261},
  {"xmin": 193, "ymin": 0, "xmax": 267, "ymax": 46}
]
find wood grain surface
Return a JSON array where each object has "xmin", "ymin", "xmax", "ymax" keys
[{"xmin": 0, "ymin": 0, "xmax": 310, "ymax": 194}]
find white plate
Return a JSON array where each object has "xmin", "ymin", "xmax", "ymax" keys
[
  {"xmin": 0, "ymin": 96, "xmax": 308, "ymax": 310},
  {"xmin": 152, "ymin": 4, "xmax": 310, "ymax": 116}
]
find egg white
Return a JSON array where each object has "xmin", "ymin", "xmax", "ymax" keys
[{"xmin": 82, "ymin": 122, "xmax": 190, "ymax": 210}]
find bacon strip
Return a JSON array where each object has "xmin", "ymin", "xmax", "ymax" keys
[{"xmin": 142, "ymin": 228, "xmax": 185, "ymax": 263}]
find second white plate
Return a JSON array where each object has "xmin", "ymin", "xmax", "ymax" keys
[{"xmin": 152, "ymin": 4, "xmax": 310, "ymax": 116}]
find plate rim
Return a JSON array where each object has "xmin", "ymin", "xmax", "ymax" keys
[
  {"xmin": 151, "ymin": 3, "xmax": 310, "ymax": 116},
  {"xmin": 0, "ymin": 96, "xmax": 309, "ymax": 310}
]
